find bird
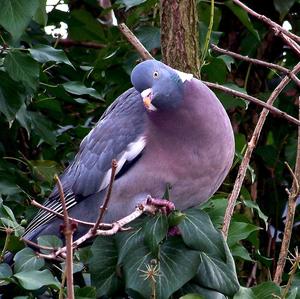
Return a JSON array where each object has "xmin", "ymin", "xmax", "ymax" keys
[{"xmin": 23, "ymin": 59, "xmax": 235, "ymax": 243}]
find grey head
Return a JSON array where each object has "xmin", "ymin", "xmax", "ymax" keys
[{"xmin": 131, "ymin": 60, "xmax": 185, "ymax": 111}]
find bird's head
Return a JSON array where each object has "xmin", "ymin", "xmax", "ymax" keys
[{"xmin": 131, "ymin": 60, "xmax": 192, "ymax": 112}]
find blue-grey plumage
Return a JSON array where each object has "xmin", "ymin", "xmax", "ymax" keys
[{"xmin": 23, "ymin": 60, "xmax": 234, "ymax": 242}]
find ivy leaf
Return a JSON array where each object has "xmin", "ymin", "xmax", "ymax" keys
[
  {"xmin": 14, "ymin": 247, "xmax": 45, "ymax": 273},
  {"xmin": 4, "ymin": 51, "xmax": 40, "ymax": 91},
  {"xmin": 179, "ymin": 283, "xmax": 226, "ymax": 299},
  {"xmin": 196, "ymin": 252, "xmax": 240, "ymax": 296},
  {"xmin": 37, "ymin": 235, "xmax": 63, "ymax": 254},
  {"xmin": 0, "ymin": 263, "xmax": 13, "ymax": 279},
  {"xmin": 14, "ymin": 269, "xmax": 59, "ymax": 290},
  {"xmin": 143, "ymin": 213, "xmax": 168, "ymax": 253},
  {"xmin": 124, "ymin": 237, "xmax": 200, "ymax": 299},
  {"xmin": 89, "ymin": 236, "xmax": 120, "ymax": 297},
  {"xmin": 0, "ymin": 0, "xmax": 40, "ymax": 40},
  {"xmin": 178, "ymin": 208, "xmax": 226, "ymax": 260},
  {"xmin": 29, "ymin": 45, "xmax": 73, "ymax": 67}
]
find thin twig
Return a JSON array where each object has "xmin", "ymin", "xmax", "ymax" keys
[
  {"xmin": 22, "ymin": 238, "xmax": 59, "ymax": 251},
  {"xmin": 246, "ymin": 262, "xmax": 257, "ymax": 287},
  {"xmin": 232, "ymin": 0, "xmax": 300, "ymax": 44},
  {"xmin": 31, "ymin": 200, "xmax": 112, "ymax": 228},
  {"xmin": 203, "ymin": 81, "xmax": 300, "ymax": 126},
  {"xmin": 222, "ymin": 62, "xmax": 300, "ymax": 239},
  {"xmin": 274, "ymin": 99, "xmax": 300, "ymax": 284},
  {"xmin": 211, "ymin": 44, "xmax": 300, "ymax": 88},
  {"xmin": 56, "ymin": 39, "xmax": 106, "ymax": 49},
  {"xmin": 91, "ymin": 159, "xmax": 118, "ymax": 234},
  {"xmin": 55, "ymin": 175, "xmax": 75, "ymax": 299},
  {"xmin": 279, "ymin": 32, "xmax": 300, "ymax": 57},
  {"xmin": 29, "ymin": 203, "xmax": 157, "ymax": 260},
  {"xmin": 118, "ymin": 23, "xmax": 153, "ymax": 60}
]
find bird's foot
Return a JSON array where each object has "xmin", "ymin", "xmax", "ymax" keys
[{"xmin": 146, "ymin": 196, "xmax": 175, "ymax": 214}]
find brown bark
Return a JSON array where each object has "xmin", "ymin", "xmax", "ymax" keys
[{"xmin": 160, "ymin": 0, "xmax": 200, "ymax": 77}]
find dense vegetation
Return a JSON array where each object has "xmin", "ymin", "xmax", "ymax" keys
[{"xmin": 0, "ymin": 0, "xmax": 299, "ymax": 298}]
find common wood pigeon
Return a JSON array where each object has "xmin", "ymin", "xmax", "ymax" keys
[{"xmin": 23, "ymin": 60, "xmax": 235, "ymax": 242}]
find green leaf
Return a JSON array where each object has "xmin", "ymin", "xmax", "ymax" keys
[
  {"xmin": 4, "ymin": 51, "xmax": 39, "ymax": 90},
  {"xmin": 14, "ymin": 247, "xmax": 45, "ymax": 273},
  {"xmin": 29, "ymin": 45, "xmax": 73, "ymax": 67},
  {"xmin": 273, "ymin": 0, "xmax": 296, "ymax": 19},
  {"xmin": 28, "ymin": 111, "xmax": 56, "ymax": 145},
  {"xmin": 124, "ymin": 237, "xmax": 201, "ymax": 299},
  {"xmin": 0, "ymin": 199, "xmax": 23, "ymax": 235},
  {"xmin": 178, "ymin": 208, "xmax": 226, "ymax": 260},
  {"xmin": 14, "ymin": 269, "xmax": 59, "ymax": 290},
  {"xmin": 62, "ymin": 81, "xmax": 103, "ymax": 100},
  {"xmin": 33, "ymin": 0, "xmax": 48, "ymax": 26},
  {"xmin": 231, "ymin": 243, "xmax": 253, "ymax": 261},
  {"xmin": 242, "ymin": 199, "xmax": 268, "ymax": 228},
  {"xmin": 37, "ymin": 235, "xmax": 63, "ymax": 254},
  {"xmin": 74, "ymin": 286, "xmax": 97, "ymax": 299},
  {"xmin": 225, "ymin": 1, "xmax": 260, "ymax": 40},
  {"xmin": 0, "ymin": 0, "xmax": 40, "ymax": 40},
  {"xmin": 218, "ymin": 55, "xmax": 235, "ymax": 72},
  {"xmin": 0, "ymin": 263, "xmax": 13, "ymax": 279},
  {"xmin": 135, "ymin": 26, "xmax": 160, "ymax": 51},
  {"xmin": 143, "ymin": 213, "xmax": 168, "ymax": 253},
  {"xmin": 89, "ymin": 236, "xmax": 119, "ymax": 297},
  {"xmin": 233, "ymin": 282, "xmax": 281, "ymax": 299},
  {"xmin": 29, "ymin": 160, "xmax": 59, "ymax": 183},
  {"xmin": 196, "ymin": 252, "xmax": 240, "ymax": 296},
  {"xmin": 227, "ymin": 221, "xmax": 260, "ymax": 247},
  {"xmin": 202, "ymin": 57, "xmax": 228, "ymax": 84},
  {"xmin": 179, "ymin": 283, "xmax": 226, "ymax": 299},
  {"xmin": 180, "ymin": 295, "xmax": 204, "ymax": 299},
  {"xmin": 0, "ymin": 71, "xmax": 26, "ymax": 123},
  {"xmin": 116, "ymin": 0, "xmax": 147, "ymax": 10}
]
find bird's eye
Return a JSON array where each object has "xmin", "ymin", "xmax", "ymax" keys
[{"xmin": 153, "ymin": 71, "xmax": 159, "ymax": 79}]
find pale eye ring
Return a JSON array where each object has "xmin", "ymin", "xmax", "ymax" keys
[{"xmin": 153, "ymin": 71, "xmax": 159, "ymax": 79}]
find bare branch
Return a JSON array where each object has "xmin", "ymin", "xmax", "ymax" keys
[
  {"xmin": 31, "ymin": 200, "xmax": 100, "ymax": 227},
  {"xmin": 274, "ymin": 98, "xmax": 300, "ymax": 284},
  {"xmin": 211, "ymin": 44, "xmax": 300, "ymax": 88},
  {"xmin": 203, "ymin": 81, "xmax": 300, "ymax": 126},
  {"xmin": 55, "ymin": 39, "xmax": 106, "ymax": 49},
  {"xmin": 232, "ymin": 0, "xmax": 300, "ymax": 44},
  {"xmin": 54, "ymin": 175, "xmax": 75, "ymax": 299},
  {"xmin": 27, "ymin": 203, "xmax": 157, "ymax": 260},
  {"xmin": 91, "ymin": 159, "xmax": 118, "ymax": 234},
  {"xmin": 118, "ymin": 23, "xmax": 153, "ymax": 60},
  {"xmin": 222, "ymin": 62, "xmax": 300, "ymax": 239}
]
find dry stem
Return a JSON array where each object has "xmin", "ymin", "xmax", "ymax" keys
[
  {"xmin": 23, "ymin": 201, "xmax": 157, "ymax": 260},
  {"xmin": 273, "ymin": 98, "xmax": 300, "ymax": 285},
  {"xmin": 118, "ymin": 23, "xmax": 153, "ymax": 60},
  {"xmin": 204, "ymin": 81, "xmax": 300, "ymax": 126},
  {"xmin": 211, "ymin": 44, "xmax": 300, "ymax": 88},
  {"xmin": 232, "ymin": 0, "xmax": 300, "ymax": 44},
  {"xmin": 55, "ymin": 175, "xmax": 75, "ymax": 299},
  {"xmin": 91, "ymin": 159, "xmax": 118, "ymax": 234},
  {"xmin": 222, "ymin": 62, "xmax": 300, "ymax": 239}
]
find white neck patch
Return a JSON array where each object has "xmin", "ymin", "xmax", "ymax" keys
[{"xmin": 175, "ymin": 69, "xmax": 193, "ymax": 82}]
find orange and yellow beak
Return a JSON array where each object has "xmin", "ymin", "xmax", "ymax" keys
[{"xmin": 141, "ymin": 88, "xmax": 157, "ymax": 111}]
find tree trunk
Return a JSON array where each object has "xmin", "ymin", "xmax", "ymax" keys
[{"xmin": 160, "ymin": 0, "xmax": 200, "ymax": 77}]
